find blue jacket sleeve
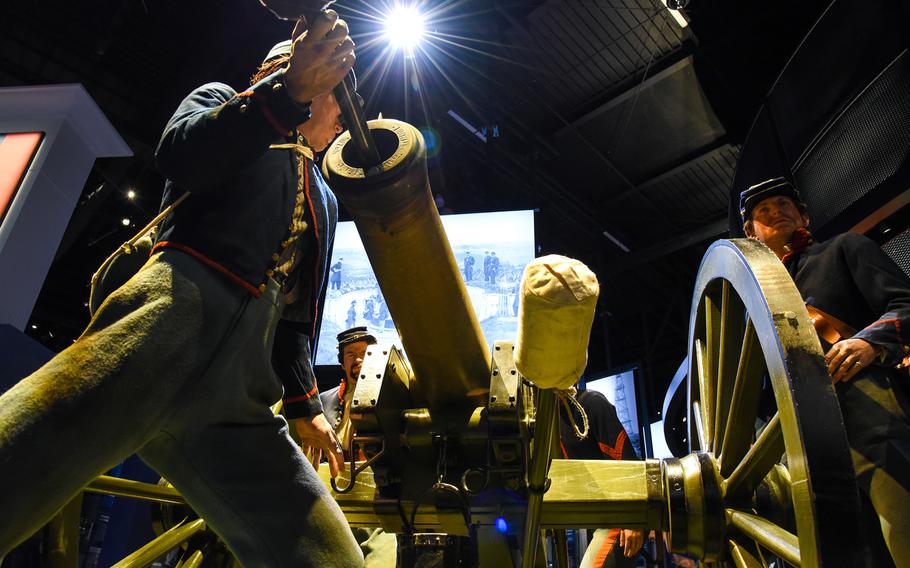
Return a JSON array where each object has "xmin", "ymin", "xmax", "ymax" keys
[
  {"xmin": 272, "ymin": 319, "xmax": 324, "ymax": 420},
  {"xmin": 155, "ymin": 70, "xmax": 311, "ymax": 192},
  {"xmin": 843, "ymin": 235, "xmax": 910, "ymax": 365}
]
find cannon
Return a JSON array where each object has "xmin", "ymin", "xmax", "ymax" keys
[
  {"xmin": 316, "ymin": 118, "xmax": 865, "ymax": 567},
  {"xmin": 68, "ymin": 117, "xmax": 865, "ymax": 568}
]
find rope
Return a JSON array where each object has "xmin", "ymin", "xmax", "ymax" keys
[
  {"xmin": 269, "ymin": 142, "xmax": 314, "ymax": 160},
  {"xmin": 126, "ymin": 191, "xmax": 190, "ymax": 251},
  {"xmin": 556, "ymin": 387, "xmax": 589, "ymax": 440},
  {"xmin": 90, "ymin": 191, "xmax": 190, "ymax": 288}
]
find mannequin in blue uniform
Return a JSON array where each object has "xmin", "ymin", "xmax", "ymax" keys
[
  {"xmin": 313, "ymin": 326, "xmax": 398, "ymax": 566},
  {"xmin": 0, "ymin": 13, "xmax": 362, "ymax": 567},
  {"xmin": 741, "ymin": 177, "xmax": 910, "ymax": 567}
]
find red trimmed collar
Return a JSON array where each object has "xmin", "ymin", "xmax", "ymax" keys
[{"xmin": 780, "ymin": 228, "xmax": 815, "ymax": 264}]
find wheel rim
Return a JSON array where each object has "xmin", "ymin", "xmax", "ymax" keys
[{"xmin": 686, "ymin": 239, "xmax": 863, "ymax": 567}]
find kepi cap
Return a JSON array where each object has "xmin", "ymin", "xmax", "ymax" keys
[
  {"xmin": 336, "ymin": 326, "xmax": 377, "ymax": 350},
  {"xmin": 740, "ymin": 177, "xmax": 805, "ymax": 222}
]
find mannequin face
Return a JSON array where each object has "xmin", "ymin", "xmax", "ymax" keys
[
  {"xmin": 341, "ymin": 340, "xmax": 369, "ymax": 384},
  {"xmin": 297, "ymin": 92, "xmax": 343, "ymax": 152},
  {"xmin": 745, "ymin": 195, "xmax": 810, "ymax": 252}
]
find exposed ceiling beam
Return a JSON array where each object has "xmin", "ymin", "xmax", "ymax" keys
[
  {"xmin": 491, "ymin": 3, "xmax": 687, "ymax": 241},
  {"xmin": 438, "ymin": 114, "xmax": 630, "ymax": 251},
  {"xmin": 604, "ymin": 218, "xmax": 729, "ymax": 275},
  {"xmin": 633, "ymin": 142, "xmax": 735, "ymax": 193},
  {"xmin": 494, "ymin": 12, "xmax": 709, "ymax": 227},
  {"xmin": 599, "ymin": 142, "xmax": 737, "ymax": 218},
  {"xmin": 556, "ymin": 55, "xmax": 693, "ymax": 136},
  {"xmin": 493, "ymin": 3, "xmax": 637, "ymax": 192}
]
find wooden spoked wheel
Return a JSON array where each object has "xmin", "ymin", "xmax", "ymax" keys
[{"xmin": 686, "ymin": 239, "xmax": 863, "ymax": 567}]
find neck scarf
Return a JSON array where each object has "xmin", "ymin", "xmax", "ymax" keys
[{"xmin": 780, "ymin": 228, "xmax": 815, "ymax": 264}]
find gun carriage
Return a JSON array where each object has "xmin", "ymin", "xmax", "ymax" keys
[{"xmin": 72, "ymin": 115, "xmax": 862, "ymax": 568}]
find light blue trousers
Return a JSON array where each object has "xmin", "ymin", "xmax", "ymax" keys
[{"xmin": 0, "ymin": 250, "xmax": 362, "ymax": 567}]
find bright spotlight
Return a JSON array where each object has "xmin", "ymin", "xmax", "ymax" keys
[
  {"xmin": 126, "ymin": 189, "xmax": 136, "ymax": 199},
  {"xmin": 121, "ymin": 218, "xmax": 131, "ymax": 226},
  {"xmin": 384, "ymin": 5, "xmax": 425, "ymax": 50}
]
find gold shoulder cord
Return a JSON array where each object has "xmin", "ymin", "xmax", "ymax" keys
[
  {"xmin": 269, "ymin": 138, "xmax": 314, "ymax": 284},
  {"xmin": 268, "ymin": 142, "xmax": 314, "ymax": 160}
]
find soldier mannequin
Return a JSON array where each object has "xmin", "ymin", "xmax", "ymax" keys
[
  {"xmin": 558, "ymin": 388, "xmax": 644, "ymax": 567},
  {"xmin": 741, "ymin": 178, "xmax": 910, "ymax": 567},
  {"xmin": 309, "ymin": 326, "xmax": 398, "ymax": 566},
  {"xmin": 0, "ymin": 12, "xmax": 362, "ymax": 566}
]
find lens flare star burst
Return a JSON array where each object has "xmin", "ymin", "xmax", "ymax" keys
[
  {"xmin": 383, "ymin": 4, "xmax": 426, "ymax": 50},
  {"xmin": 335, "ymin": 0, "xmax": 532, "ymax": 129}
]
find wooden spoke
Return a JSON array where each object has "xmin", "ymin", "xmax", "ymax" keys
[
  {"xmin": 693, "ymin": 338, "xmax": 711, "ymax": 450},
  {"xmin": 724, "ymin": 413, "xmax": 783, "ymax": 499},
  {"xmin": 176, "ymin": 550, "xmax": 204, "ymax": 568},
  {"xmin": 729, "ymin": 539, "xmax": 765, "ymax": 568},
  {"xmin": 718, "ymin": 319, "xmax": 766, "ymax": 477},
  {"xmin": 112, "ymin": 518, "xmax": 206, "ymax": 568},
  {"xmin": 86, "ymin": 475, "xmax": 185, "ymax": 505},
  {"xmin": 726, "ymin": 508, "xmax": 800, "ymax": 567},
  {"xmin": 776, "ymin": 462, "xmax": 792, "ymax": 487},
  {"xmin": 755, "ymin": 545, "xmax": 773, "ymax": 568},
  {"xmin": 692, "ymin": 400, "xmax": 707, "ymax": 451},
  {"xmin": 703, "ymin": 294, "xmax": 721, "ymax": 451},
  {"xmin": 714, "ymin": 280, "xmax": 746, "ymax": 454}
]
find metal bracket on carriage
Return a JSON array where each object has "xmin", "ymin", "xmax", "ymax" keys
[
  {"xmin": 347, "ymin": 343, "xmax": 415, "ymax": 488},
  {"xmin": 485, "ymin": 340, "xmax": 529, "ymax": 493}
]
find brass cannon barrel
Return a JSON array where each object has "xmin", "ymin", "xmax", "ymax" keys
[{"xmin": 322, "ymin": 119, "xmax": 491, "ymax": 422}]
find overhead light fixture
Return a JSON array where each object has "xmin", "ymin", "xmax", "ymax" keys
[
  {"xmin": 384, "ymin": 4, "xmax": 426, "ymax": 50},
  {"xmin": 659, "ymin": 0, "xmax": 689, "ymax": 28},
  {"xmin": 121, "ymin": 218, "xmax": 131, "ymax": 226},
  {"xmin": 602, "ymin": 229, "xmax": 630, "ymax": 253},
  {"xmin": 126, "ymin": 189, "xmax": 136, "ymax": 199},
  {"xmin": 447, "ymin": 110, "xmax": 487, "ymax": 143}
]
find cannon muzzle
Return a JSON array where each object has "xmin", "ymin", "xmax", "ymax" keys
[{"xmin": 322, "ymin": 119, "xmax": 491, "ymax": 424}]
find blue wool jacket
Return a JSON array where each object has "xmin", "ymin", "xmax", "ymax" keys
[
  {"xmin": 785, "ymin": 232, "xmax": 910, "ymax": 365},
  {"xmin": 154, "ymin": 69, "xmax": 337, "ymax": 418}
]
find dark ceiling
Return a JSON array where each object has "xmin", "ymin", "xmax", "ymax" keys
[{"xmin": 2, "ymin": 0, "xmax": 832, "ymax": 418}]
